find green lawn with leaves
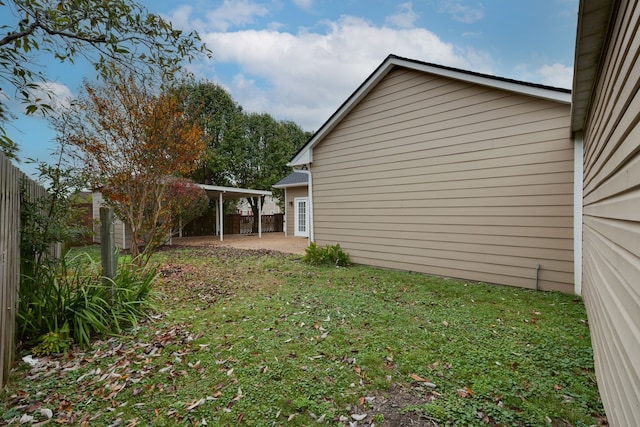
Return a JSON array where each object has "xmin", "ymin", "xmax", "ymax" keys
[{"xmin": 2, "ymin": 246, "xmax": 605, "ymax": 426}]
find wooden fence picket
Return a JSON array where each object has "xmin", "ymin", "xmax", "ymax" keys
[{"xmin": 0, "ymin": 153, "xmax": 49, "ymax": 386}]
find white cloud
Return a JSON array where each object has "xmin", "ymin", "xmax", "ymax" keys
[
  {"xmin": 438, "ymin": 1, "xmax": 484, "ymax": 24},
  {"xmin": 292, "ymin": 0, "xmax": 314, "ymax": 11},
  {"xmin": 205, "ymin": 0, "xmax": 270, "ymax": 31},
  {"xmin": 201, "ymin": 15, "xmax": 494, "ymax": 130},
  {"xmin": 165, "ymin": 5, "xmax": 195, "ymax": 30},
  {"xmin": 385, "ymin": 2, "xmax": 420, "ymax": 29},
  {"xmin": 537, "ymin": 63, "xmax": 573, "ymax": 89},
  {"xmin": 26, "ymin": 82, "xmax": 74, "ymax": 116}
]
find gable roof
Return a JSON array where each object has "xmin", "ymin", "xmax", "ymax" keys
[
  {"xmin": 289, "ymin": 54, "xmax": 572, "ymax": 167},
  {"xmin": 272, "ymin": 171, "xmax": 309, "ymax": 188}
]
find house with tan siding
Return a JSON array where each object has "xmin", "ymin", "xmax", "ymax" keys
[
  {"xmin": 572, "ymin": 0, "xmax": 640, "ymax": 424},
  {"xmin": 278, "ymin": 2, "xmax": 640, "ymax": 420},
  {"xmin": 286, "ymin": 54, "xmax": 576, "ymax": 294}
]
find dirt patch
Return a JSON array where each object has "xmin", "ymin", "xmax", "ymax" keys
[{"xmin": 349, "ymin": 384, "xmax": 441, "ymax": 426}]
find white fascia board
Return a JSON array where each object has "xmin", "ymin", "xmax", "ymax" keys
[
  {"xmin": 197, "ymin": 184, "xmax": 272, "ymax": 196},
  {"xmin": 393, "ymin": 58, "xmax": 572, "ymax": 104},
  {"xmin": 272, "ymin": 182, "xmax": 308, "ymax": 189},
  {"xmin": 288, "ymin": 59, "xmax": 396, "ymax": 166}
]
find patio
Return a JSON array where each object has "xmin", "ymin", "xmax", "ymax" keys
[{"xmin": 169, "ymin": 232, "xmax": 308, "ymax": 255}]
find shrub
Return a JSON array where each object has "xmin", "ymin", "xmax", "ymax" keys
[
  {"xmin": 17, "ymin": 253, "xmax": 157, "ymax": 353},
  {"xmin": 302, "ymin": 242, "xmax": 351, "ymax": 267}
]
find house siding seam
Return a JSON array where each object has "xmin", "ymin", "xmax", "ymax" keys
[
  {"xmin": 311, "ymin": 67, "xmax": 574, "ymax": 293},
  {"xmin": 580, "ymin": 0, "xmax": 640, "ymax": 424}
]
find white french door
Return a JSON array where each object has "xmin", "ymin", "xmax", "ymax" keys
[{"xmin": 294, "ymin": 197, "xmax": 309, "ymax": 237}]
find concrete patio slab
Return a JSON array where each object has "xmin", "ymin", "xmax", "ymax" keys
[{"xmin": 170, "ymin": 232, "xmax": 308, "ymax": 255}]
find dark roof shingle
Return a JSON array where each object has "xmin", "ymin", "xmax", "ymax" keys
[{"xmin": 273, "ymin": 171, "xmax": 309, "ymax": 188}]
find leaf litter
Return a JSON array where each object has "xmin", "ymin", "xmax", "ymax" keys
[
  {"xmin": 3, "ymin": 246, "xmax": 605, "ymax": 426},
  {"xmin": 3, "ymin": 318, "xmax": 210, "ymax": 426}
]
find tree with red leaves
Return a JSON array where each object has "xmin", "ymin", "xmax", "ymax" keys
[{"xmin": 60, "ymin": 68, "xmax": 207, "ymax": 265}]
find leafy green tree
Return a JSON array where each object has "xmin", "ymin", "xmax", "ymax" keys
[
  {"xmin": 181, "ymin": 82, "xmax": 311, "ymax": 231},
  {"xmin": 0, "ymin": 0, "xmax": 209, "ymax": 158},
  {"xmin": 227, "ymin": 113, "xmax": 310, "ymax": 231},
  {"xmin": 181, "ymin": 82, "xmax": 244, "ymax": 186}
]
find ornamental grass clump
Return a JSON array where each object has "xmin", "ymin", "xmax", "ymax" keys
[{"xmin": 18, "ymin": 253, "xmax": 157, "ymax": 354}]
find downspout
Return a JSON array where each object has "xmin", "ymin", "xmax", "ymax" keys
[
  {"xmin": 573, "ymin": 132, "xmax": 584, "ymax": 296},
  {"xmin": 296, "ymin": 168, "xmax": 314, "ymax": 243},
  {"xmin": 283, "ymin": 189, "xmax": 288, "ymax": 237}
]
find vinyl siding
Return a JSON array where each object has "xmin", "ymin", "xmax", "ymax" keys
[
  {"xmin": 285, "ymin": 186, "xmax": 308, "ymax": 237},
  {"xmin": 581, "ymin": 0, "xmax": 640, "ymax": 423},
  {"xmin": 311, "ymin": 67, "xmax": 574, "ymax": 292}
]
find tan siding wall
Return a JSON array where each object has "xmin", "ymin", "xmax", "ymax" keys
[
  {"xmin": 285, "ymin": 186, "xmax": 308, "ymax": 237},
  {"xmin": 581, "ymin": 0, "xmax": 640, "ymax": 424},
  {"xmin": 312, "ymin": 68, "xmax": 574, "ymax": 292}
]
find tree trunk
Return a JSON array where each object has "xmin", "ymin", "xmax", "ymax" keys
[{"xmin": 248, "ymin": 196, "xmax": 265, "ymax": 234}]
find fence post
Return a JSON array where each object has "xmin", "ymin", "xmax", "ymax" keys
[
  {"xmin": 100, "ymin": 207, "xmax": 117, "ymax": 302},
  {"xmin": 0, "ymin": 153, "xmax": 20, "ymax": 387}
]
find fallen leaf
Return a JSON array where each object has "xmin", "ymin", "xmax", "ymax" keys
[
  {"xmin": 457, "ymin": 386, "xmax": 474, "ymax": 398},
  {"xmin": 410, "ymin": 373, "xmax": 428, "ymax": 382},
  {"xmin": 107, "ymin": 418, "xmax": 123, "ymax": 427},
  {"xmin": 20, "ymin": 414, "xmax": 34, "ymax": 424},
  {"xmin": 442, "ymin": 320, "xmax": 449, "ymax": 327},
  {"xmin": 186, "ymin": 398, "xmax": 206, "ymax": 411},
  {"xmin": 351, "ymin": 413, "xmax": 367, "ymax": 421}
]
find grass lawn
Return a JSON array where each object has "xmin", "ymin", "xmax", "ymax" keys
[{"xmin": 2, "ymin": 246, "xmax": 605, "ymax": 426}]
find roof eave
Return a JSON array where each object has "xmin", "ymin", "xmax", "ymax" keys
[
  {"xmin": 570, "ymin": 0, "xmax": 615, "ymax": 132},
  {"xmin": 197, "ymin": 184, "xmax": 272, "ymax": 200},
  {"xmin": 272, "ymin": 182, "xmax": 308, "ymax": 189}
]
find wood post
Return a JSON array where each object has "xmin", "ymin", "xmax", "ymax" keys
[{"xmin": 100, "ymin": 207, "xmax": 117, "ymax": 302}]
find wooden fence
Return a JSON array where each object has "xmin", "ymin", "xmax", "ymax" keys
[
  {"xmin": 0, "ymin": 152, "xmax": 49, "ymax": 386},
  {"xmin": 182, "ymin": 213, "xmax": 284, "ymax": 236},
  {"xmin": 226, "ymin": 214, "xmax": 284, "ymax": 235}
]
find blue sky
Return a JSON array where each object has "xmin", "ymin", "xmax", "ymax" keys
[{"xmin": 3, "ymin": 0, "xmax": 579, "ymax": 177}]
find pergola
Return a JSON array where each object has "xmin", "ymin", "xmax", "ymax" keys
[{"xmin": 197, "ymin": 184, "xmax": 272, "ymax": 241}]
